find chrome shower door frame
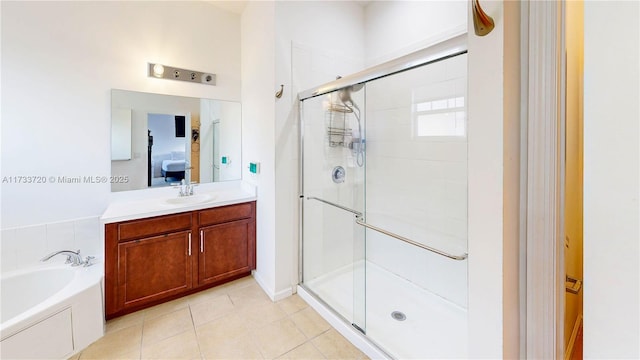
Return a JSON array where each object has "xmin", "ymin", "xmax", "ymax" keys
[{"xmin": 297, "ymin": 32, "xmax": 469, "ymax": 359}]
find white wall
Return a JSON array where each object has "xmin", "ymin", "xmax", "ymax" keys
[
  {"xmin": 199, "ymin": 99, "xmax": 241, "ymax": 183},
  {"xmin": 364, "ymin": 0, "xmax": 467, "ymax": 66},
  {"xmin": 583, "ymin": 1, "xmax": 639, "ymax": 357},
  {"xmin": 271, "ymin": 1, "xmax": 365, "ymax": 298},
  {"xmin": 243, "ymin": 0, "xmax": 366, "ymax": 301},
  {"xmin": 217, "ymin": 102, "xmax": 242, "ymax": 181},
  {"xmin": 241, "ymin": 0, "xmax": 277, "ymax": 297},
  {"xmin": 200, "ymin": 100, "xmax": 218, "ymax": 183},
  {"xmin": 501, "ymin": 1, "xmax": 521, "ymax": 358},
  {"xmin": 467, "ymin": 0, "xmax": 520, "ymax": 357},
  {"xmin": 1, "ymin": 1, "xmax": 241, "ymax": 230}
]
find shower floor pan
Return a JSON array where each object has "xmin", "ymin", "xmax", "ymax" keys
[{"xmin": 305, "ymin": 261, "xmax": 468, "ymax": 359}]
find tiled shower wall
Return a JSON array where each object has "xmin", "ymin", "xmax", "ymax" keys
[
  {"xmin": 1, "ymin": 217, "xmax": 102, "ymax": 273},
  {"xmin": 301, "ymin": 92, "xmax": 366, "ymax": 281},
  {"xmin": 297, "ymin": 43, "xmax": 366, "ymax": 282},
  {"xmin": 301, "ymin": 53, "xmax": 468, "ymax": 308},
  {"xmin": 364, "ymin": 53, "xmax": 468, "ymax": 308}
]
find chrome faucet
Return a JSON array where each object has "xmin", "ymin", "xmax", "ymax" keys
[
  {"xmin": 41, "ymin": 249, "xmax": 95, "ymax": 267},
  {"xmin": 176, "ymin": 179, "xmax": 195, "ymax": 197},
  {"xmin": 175, "ymin": 174, "xmax": 197, "ymax": 197}
]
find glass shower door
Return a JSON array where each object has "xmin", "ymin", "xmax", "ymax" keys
[{"xmin": 300, "ymin": 86, "xmax": 366, "ymax": 332}]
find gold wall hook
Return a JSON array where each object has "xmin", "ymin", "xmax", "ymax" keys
[
  {"xmin": 472, "ymin": 0, "xmax": 495, "ymax": 36},
  {"xmin": 275, "ymin": 84, "xmax": 284, "ymax": 99}
]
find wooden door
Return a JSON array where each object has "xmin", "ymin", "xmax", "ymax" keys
[
  {"xmin": 198, "ymin": 219, "xmax": 252, "ymax": 285},
  {"xmin": 118, "ymin": 231, "xmax": 193, "ymax": 310}
]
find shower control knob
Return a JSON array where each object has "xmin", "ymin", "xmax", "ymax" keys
[{"xmin": 332, "ymin": 166, "xmax": 346, "ymax": 183}]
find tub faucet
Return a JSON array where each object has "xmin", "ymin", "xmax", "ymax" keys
[{"xmin": 41, "ymin": 249, "xmax": 84, "ymax": 267}]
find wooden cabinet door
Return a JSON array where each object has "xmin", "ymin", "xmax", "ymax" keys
[
  {"xmin": 118, "ymin": 231, "xmax": 193, "ymax": 310},
  {"xmin": 198, "ymin": 219, "xmax": 253, "ymax": 285}
]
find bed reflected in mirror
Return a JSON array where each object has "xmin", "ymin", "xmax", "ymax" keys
[
  {"xmin": 110, "ymin": 89, "xmax": 241, "ymax": 192},
  {"xmin": 148, "ymin": 113, "xmax": 188, "ymax": 186}
]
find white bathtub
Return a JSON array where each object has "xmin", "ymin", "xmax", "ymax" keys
[{"xmin": 0, "ymin": 262, "xmax": 104, "ymax": 359}]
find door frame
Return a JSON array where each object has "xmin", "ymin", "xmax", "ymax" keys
[{"xmin": 521, "ymin": 1, "xmax": 566, "ymax": 358}]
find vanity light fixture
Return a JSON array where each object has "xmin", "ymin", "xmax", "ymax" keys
[
  {"xmin": 152, "ymin": 64, "xmax": 165, "ymax": 77},
  {"xmin": 147, "ymin": 63, "xmax": 216, "ymax": 86}
]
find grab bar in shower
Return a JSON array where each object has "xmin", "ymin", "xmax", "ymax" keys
[
  {"xmin": 305, "ymin": 196, "xmax": 467, "ymax": 260},
  {"xmin": 354, "ymin": 215, "xmax": 468, "ymax": 261},
  {"xmin": 306, "ymin": 196, "xmax": 362, "ymax": 216}
]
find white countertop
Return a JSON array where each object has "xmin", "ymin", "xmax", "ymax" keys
[{"xmin": 101, "ymin": 181, "xmax": 257, "ymax": 224}]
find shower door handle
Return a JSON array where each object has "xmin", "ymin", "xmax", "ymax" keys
[
  {"xmin": 306, "ymin": 196, "xmax": 362, "ymax": 216},
  {"xmin": 354, "ymin": 215, "xmax": 468, "ymax": 261}
]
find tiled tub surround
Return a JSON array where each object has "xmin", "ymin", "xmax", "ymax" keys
[
  {"xmin": 1, "ymin": 217, "xmax": 102, "ymax": 273},
  {"xmin": 71, "ymin": 276, "xmax": 368, "ymax": 360}
]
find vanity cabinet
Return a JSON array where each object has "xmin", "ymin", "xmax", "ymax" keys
[
  {"xmin": 198, "ymin": 201, "xmax": 256, "ymax": 285},
  {"xmin": 105, "ymin": 201, "xmax": 256, "ymax": 319}
]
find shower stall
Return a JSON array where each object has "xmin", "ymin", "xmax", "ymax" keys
[{"xmin": 298, "ymin": 34, "xmax": 469, "ymax": 359}]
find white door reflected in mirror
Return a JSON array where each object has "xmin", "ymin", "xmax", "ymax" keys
[{"xmin": 111, "ymin": 108, "xmax": 132, "ymax": 161}]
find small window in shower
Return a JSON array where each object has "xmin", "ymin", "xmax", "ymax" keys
[{"xmin": 413, "ymin": 96, "xmax": 466, "ymax": 137}]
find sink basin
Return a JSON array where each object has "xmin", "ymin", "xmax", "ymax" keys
[{"xmin": 163, "ymin": 193, "xmax": 215, "ymax": 205}]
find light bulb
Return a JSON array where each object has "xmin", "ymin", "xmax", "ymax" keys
[{"xmin": 153, "ymin": 64, "xmax": 165, "ymax": 77}]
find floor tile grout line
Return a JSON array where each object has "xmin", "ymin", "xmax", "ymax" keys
[
  {"xmin": 308, "ymin": 337, "xmax": 329, "ymax": 360},
  {"xmin": 277, "ymin": 337, "xmax": 328, "ymax": 360},
  {"xmin": 138, "ymin": 313, "xmax": 145, "ymax": 359},
  {"xmin": 186, "ymin": 303, "xmax": 206, "ymax": 360},
  {"xmin": 266, "ymin": 312, "xmax": 323, "ymax": 360},
  {"xmin": 85, "ymin": 278, "xmax": 364, "ymax": 360},
  {"xmin": 287, "ymin": 309, "xmax": 331, "ymax": 343},
  {"xmin": 247, "ymin": 327, "xmax": 268, "ymax": 360}
]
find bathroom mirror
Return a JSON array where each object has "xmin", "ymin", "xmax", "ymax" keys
[{"xmin": 111, "ymin": 89, "xmax": 241, "ymax": 192}]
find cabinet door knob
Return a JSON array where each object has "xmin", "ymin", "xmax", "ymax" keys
[{"xmin": 200, "ymin": 230, "xmax": 204, "ymax": 253}]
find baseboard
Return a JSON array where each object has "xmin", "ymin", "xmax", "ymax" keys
[
  {"xmin": 251, "ymin": 270, "xmax": 293, "ymax": 302},
  {"xmin": 252, "ymin": 270, "xmax": 273, "ymax": 300},
  {"xmin": 564, "ymin": 314, "xmax": 583, "ymax": 360},
  {"xmin": 273, "ymin": 286, "xmax": 293, "ymax": 302}
]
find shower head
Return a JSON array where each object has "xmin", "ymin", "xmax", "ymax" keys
[
  {"xmin": 338, "ymin": 89, "xmax": 352, "ymax": 103},
  {"xmin": 338, "ymin": 83, "xmax": 364, "ymax": 104}
]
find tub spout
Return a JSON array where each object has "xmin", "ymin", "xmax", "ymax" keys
[{"xmin": 41, "ymin": 249, "xmax": 84, "ymax": 267}]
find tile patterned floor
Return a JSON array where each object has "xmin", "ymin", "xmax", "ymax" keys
[{"xmin": 70, "ymin": 276, "xmax": 368, "ymax": 360}]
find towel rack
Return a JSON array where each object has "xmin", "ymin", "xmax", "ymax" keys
[
  {"xmin": 355, "ymin": 215, "xmax": 468, "ymax": 261},
  {"xmin": 306, "ymin": 196, "xmax": 362, "ymax": 216},
  {"xmin": 305, "ymin": 196, "xmax": 468, "ymax": 261}
]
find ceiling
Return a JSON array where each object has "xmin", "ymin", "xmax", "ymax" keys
[
  {"xmin": 204, "ymin": 0, "xmax": 248, "ymax": 15},
  {"xmin": 204, "ymin": 0, "xmax": 372, "ymax": 15}
]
